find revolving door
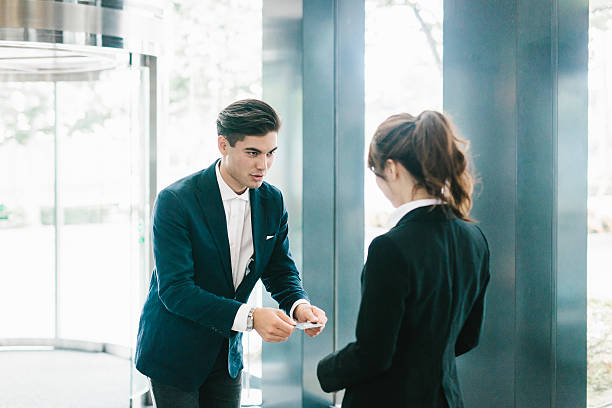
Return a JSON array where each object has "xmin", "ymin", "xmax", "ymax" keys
[{"xmin": 0, "ymin": 1, "xmax": 161, "ymax": 406}]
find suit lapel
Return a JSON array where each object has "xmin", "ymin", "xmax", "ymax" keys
[
  {"xmin": 194, "ymin": 160, "xmax": 234, "ymax": 291},
  {"xmin": 248, "ymin": 186, "xmax": 265, "ymax": 278}
]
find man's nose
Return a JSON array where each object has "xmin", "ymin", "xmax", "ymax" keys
[{"xmin": 257, "ymin": 155, "xmax": 268, "ymax": 171}]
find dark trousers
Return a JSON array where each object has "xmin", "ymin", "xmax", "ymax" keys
[{"xmin": 149, "ymin": 343, "xmax": 242, "ymax": 408}]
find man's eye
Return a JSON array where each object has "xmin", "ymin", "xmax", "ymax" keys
[
  {"xmin": 266, "ymin": 151, "xmax": 275, "ymax": 157},
  {"xmin": 247, "ymin": 152, "xmax": 258, "ymax": 157}
]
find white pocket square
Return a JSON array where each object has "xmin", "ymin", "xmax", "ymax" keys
[{"xmin": 266, "ymin": 235, "xmax": 275, "ymax": 240}]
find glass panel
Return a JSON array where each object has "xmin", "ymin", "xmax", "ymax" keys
[
  {"xmin": 364, "ymin": 0, "xmax": 443, "ymax": 246},
  {"xmin": 588, "ymin": 2, "xmax": 612, "ymax": 406},
  {"xmin": 56, "ymin": 66, "xmax": 147, "ymax": 347},
  {"xmin": 160, "ymin": 0, "xmax": 263, "ymax": 189},
  {"xmin": 0, "ymin": 82, "xmax": 55, "ymax": 338}
]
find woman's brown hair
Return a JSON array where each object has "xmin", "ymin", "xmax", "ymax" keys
[{"xmin": 367, "ymin": 111, "xmax": 476, "ymax": 222}]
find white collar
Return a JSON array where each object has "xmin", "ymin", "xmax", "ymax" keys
[
  {"xmin": 387, "ymin": 198, "xmax": 443, "ymax": 229},
  {"xmin": 215, "ymin": 161, "xmax": 250, "ymax": 202}
]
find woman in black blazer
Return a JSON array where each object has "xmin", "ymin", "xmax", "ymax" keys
[{"xmin": 317, "ymin": 111, "xmax": 490, "ymax": 408}]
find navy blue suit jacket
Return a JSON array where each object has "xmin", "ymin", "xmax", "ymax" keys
[{"xmin": 135, "ymin": 160, "xmax": 308, "ymax": 391}]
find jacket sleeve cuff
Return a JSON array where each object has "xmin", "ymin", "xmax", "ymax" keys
[
  {"xmin": 231, "ymin": 303, "xmax": 251, "ymax": 332},
  {"xmin": 289, "ymin": 299, "xmax": 310, "ymax": 320}
]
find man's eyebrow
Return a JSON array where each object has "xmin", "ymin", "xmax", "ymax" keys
[{"xmin": 244, "ymin": 147, "xmax": 278, "ymax": 154}]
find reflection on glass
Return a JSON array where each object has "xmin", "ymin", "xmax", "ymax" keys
[
  {"xmin": 588, "ymin": 2, "xmax": 612, "ymax": 406},
  {"xmin": 364, "ymin": 0, "xmax": 443, "ymax": 247},
  {"xmin": 0, "ymin": 82, "xmax": 55, "ymax": 338},
  {"xmin": 163, "ymin": 1, "xmax": 263, "ymax": 405}
]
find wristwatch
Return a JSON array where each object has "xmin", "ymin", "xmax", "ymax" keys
[{"xmin": 246, "ymin": 307, "xmax": 256, "ymax": 331}]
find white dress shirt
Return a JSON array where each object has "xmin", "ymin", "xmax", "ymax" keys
[
  {"xmin": 216, "ymin": 162, "xmax": 308, "ymax": 332},
  {"xmin": 387, "ymin": 198, "xmax": 444, "ymax": 230}
]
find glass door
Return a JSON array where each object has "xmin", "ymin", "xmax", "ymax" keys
[
  {"xmin": 364, "ymin": 0, "xmax": 443, "ymax": 246},
  {"xmin": 55, "ymin": 66, "xmax": 148, "ymax": 348},
  {"xmin": 0, "ymin": 56, "xmax": 150, "ymax": 407},
  {"xmin": 0, "ymin": 82, "xmax": 56, "ymax": 339},
  {"xmin": 588, "ymin": 2, "xmax": 612, "ymax": 406}
]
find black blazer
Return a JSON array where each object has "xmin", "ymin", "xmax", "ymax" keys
[
  {"xmin": 135, "ymin": 160, "xmax": 308, "ymax": 391},
  {"xmin": 317, "ymin": 205, "xmax": 490, "ymax": 408}
]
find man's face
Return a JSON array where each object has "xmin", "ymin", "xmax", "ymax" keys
[{"xmin": 218, "ymin": 131, "xmax": 278, "ymax": 193}]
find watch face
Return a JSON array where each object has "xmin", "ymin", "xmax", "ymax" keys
[{"xmin": 247, "ymin": 308, "xmax": 255, "ymax": 331}]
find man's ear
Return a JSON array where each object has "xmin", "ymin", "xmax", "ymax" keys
[{"xmin": 218, "ymin": 136, "xmax": 229, "ymax": 155}]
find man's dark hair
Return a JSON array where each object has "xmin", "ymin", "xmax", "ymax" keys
[{"xmin": 216, "ymin": 99, "xmax": 281, "ymax": 146}]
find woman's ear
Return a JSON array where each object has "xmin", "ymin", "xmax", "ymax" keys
[{"xmin": 385, "ymin": 159, "xmax": 398, "ymax": 180}]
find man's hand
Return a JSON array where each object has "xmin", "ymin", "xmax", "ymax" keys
[
  {"xmin": 253, "ymin": 308, "xmax": 296, "ymax": 342},
  {"xmin": 294, "ymin": 304, "xmax": 327, "ymax": 338}
]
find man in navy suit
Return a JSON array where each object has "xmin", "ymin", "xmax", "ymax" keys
[{"xmin": 135, "ymin": 99, "xmax": 327, "ymax": 408}]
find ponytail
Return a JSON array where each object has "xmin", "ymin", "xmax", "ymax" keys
[{"xmin": 368, "ymin": 111, "xmax": 476, "ymax": 222}]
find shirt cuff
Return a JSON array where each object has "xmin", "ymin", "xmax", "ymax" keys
[
  {"xmin": 232, "ymin": 303, "xmax": 251, "ymax": 332},
  {"xmin": 289, "ymin": 299, "xmax": 311, "ymax": 320}
]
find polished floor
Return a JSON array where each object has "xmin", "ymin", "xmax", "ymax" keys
[{"xmin": 0, "ymin": 349, "xmax": 130, "ymax": 408}]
